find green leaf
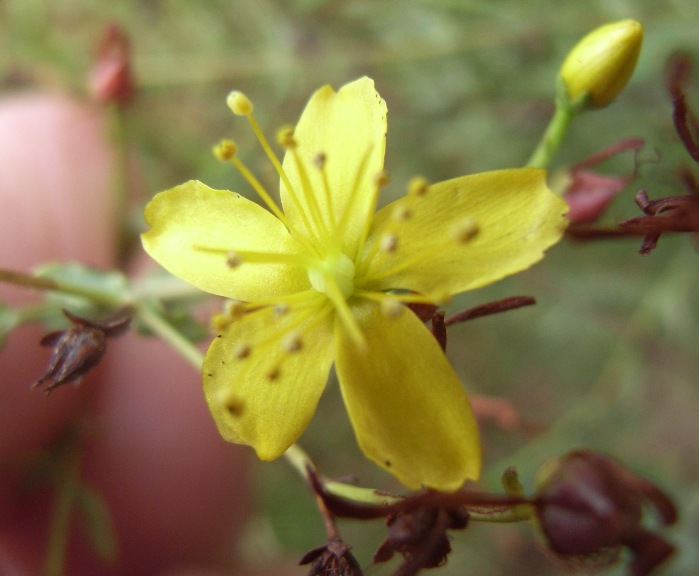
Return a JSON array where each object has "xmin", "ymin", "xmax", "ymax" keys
[
  {"xmin": 35, "ymin": 262, "xmax": 129, "ymax": 306},
  {"xmin": 0, "ymin": 302, "xmax": 20, "ymax": 349},
  {"xmin": 75, "ymin": 485, "xmax": 119, "ymax": 563}
]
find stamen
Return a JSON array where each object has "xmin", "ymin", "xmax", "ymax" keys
[
  {"xmin": 227, "ymin": 299, "xmax": 334, "ymax": 391},
  {"xmin": 193, "ymin": 244, "xmax": 316, "ymax": 268},
  {"xmin": 237, "ymin": 290, "xmax": 323, "ymax": 315},
  {"xmin": 244, "ymin": 113, "xmax": 321, "ymax": 249},
  {"xmin": 391, "ymin": 204, "xmax": 412, "ymax": 221},
  {"xmin": 212, "ymin": 139, "xmax": 290, "ymax": 230},
  {"xmin": 323, "ymin": 279, "xmax": 366, "ymax": 349},
  {"xmin": 343, "ymin": 149, "xmax": 383, "ymax": 260},
  {"xmin": 313, "ymin": 153, "xmax": 326, "ymax": 169},
  {"xmin": 379, "ymin": 233, "xmax": 399, "ymax": 253},
  {"xmin": 380, "ymin": 297, "xmax": 403, "ymax": 318},
  {"xmin": 355, "ymin": 289, "xmax": 444, "ymax": 307},
  {"xmin": 226, "ymin": 300, "xmax": 247, "ymax": 320},
  {"xmin": 289, "ymin": 146, "xmax": 332, "ymax": 242},
  {"xmin": 356, "ymin": 217, "xmax": 480, "ymax": 287},
  {"xmin": 226, "ymin": 251, "xmax": 243, "ymax": 268},
  {"xmin": 226, "ymin": 90, "xmax": 254, "ymax": 116},
  {"xmin": 234, "ymin": 343, "xmax": 252, "ymax": 359},
  {"xmin": 274, "ymin": 303, "xmax": 290, "ymax": 316},
  {"xmin": 408, "ymin": 175, "xmax": 429, "ymax": 196},
  {"xmin": 211, "ymin": 300, "xmax": 247, "ymax": 331},
  {"xmin": 314, "ymin": 153, "xmax": 337, "ymax": 230},
  {"xmin": 451, "ymin": 218, "xmax": 479, "ymax": 243},
  {"xmin": 276, "ymin": 125, "xmax": 297, "ymax": 149},
  {"xmin": 213, "ymin": 139, "xmax": 238, "ymax": 161},
  {"xmin": 282, "ymin": 332, "xmax": 303, "ymax": 353},
  {"xmin": 374, "ymin": 170, "xmax": 390, "ymax": 188}
]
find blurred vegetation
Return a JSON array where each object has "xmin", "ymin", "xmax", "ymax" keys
[{"xmin": 2, "ymin": 0, "xmax": 699, "ymax": 574}]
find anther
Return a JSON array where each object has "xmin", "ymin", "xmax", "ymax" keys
[
  {"xmin": 381, "ymin": 298, "xmax": 403, "ymax": 319},
  {"xmin": 313, "ymin": 152, "xmax": 327, "ymax": 170},
  {"xmin": 274, "ymin": 303, "xmax": 290, "ymax": 316},
  {"xmin": 450, "ymin": 218, "xmax": 480, "ymax": 243},
  {"xmin": 234, "ymin": 343, "xmax": 252, "ymax": 360},
  {"xmin": 224, "ymin": 300, "xmax": 246, "ymax": 321},
  {"xmin": 276, "ymin": 125, "xmax": 297, "ymax": 149},
  {"xmin": 226, "ymin": 251, "xmax": 243, "ymax": 268},
  {"xmin": 431, "ymin": 290, "xmax": 452, "ymax": 306},
  {"xmin": 408, "ymin": 175, "xmax": 429, "ymax": 196},
  {"xmin": 380, "ymin": 233, "xmax": 399, "ymax": 253},
  {"xmin": 391, "ymin": 204, "xmax": 412, "ymax": 221},
  {"xmin": 226, "ymin": 91, "xmax": 254, "ymax": 116},
  {"xmin": 211, "ymin": 300, "xmax": 246, "ymax": 330},
  {"xmin": 374, "ymin": 170, "xmax": 390, "ymax": 188},
  {"xmin": 282, "ymin": 333, "xmax": 303, "ymax": 353},
  {"xmin": 213, "ymin": 139, "xmax": 238, "ymax": 162}
]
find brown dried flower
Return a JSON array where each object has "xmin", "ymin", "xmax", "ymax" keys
[
  {"xmin": 299, "ymin": 536, "xmax": 363, "ymax": 576},
  {"xmin": 32, "ymin": 308, "xmax": 130, "ymax": 394},
  {"xmin": 373, "ymin": 500, "xmax": 468, "ymax": 576}
]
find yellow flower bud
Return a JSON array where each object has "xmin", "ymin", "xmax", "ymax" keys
[{"xmin": 559, "ymin": 19, "xmax": 643, "ymax": 109}]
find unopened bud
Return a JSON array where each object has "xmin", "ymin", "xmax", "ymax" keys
[
  {"xmin": 559, "ymin": 20, "xmax": 643, "ymax": 110},
  {"xmin": 534, "ymin": 449, "xmax": 676, "ymax": 576}
]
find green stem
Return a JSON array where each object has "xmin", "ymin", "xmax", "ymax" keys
[
  {"xmin": 282, "ymin": 443, "xmax": 317, "ymax": 479},
  {"xmin": 42, "ymin": 436, "xmax": 82, "ymax": 576},
  {"xmin": 468, "ymin": 503, "xmax": 533, "ymax": 523},
  {"xmin": 107, "ymin": 105, "xmax": 133, "ymax": 266},
  {"xmin": 0, "ymin": 268, "xmax": 58, "ymax": 291},
  {"xmin": 526, "ymin": 103, "xmax": 575, "ymax": 170},
  {"xmin": 134, "ymin": 302, "xmax": 204, "ymax": 370},
  {"xmin": 0, "ymin": 267, "xmax": 124, "ymax": 307}
]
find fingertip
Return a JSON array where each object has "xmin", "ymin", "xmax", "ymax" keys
[{"xmin": 78, "ymin": 331, "xmax": 252, "ymax": 574}]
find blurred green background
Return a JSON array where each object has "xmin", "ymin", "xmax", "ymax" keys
[{"xmin": 2, "ymin": 0, "xmax": 699, "ymax": 574}]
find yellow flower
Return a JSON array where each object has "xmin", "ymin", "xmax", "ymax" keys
[{"xmin": 142, "ymin": 77, "xmax": 567, "ymax": 491}]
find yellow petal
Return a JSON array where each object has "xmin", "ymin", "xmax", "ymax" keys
[
  {"xmin": 203, "ymin": 300, "xmax": 335, "ymax": 459},
  {"xmin": 142, "ymin": 180, "xmax": 309, "ymax": 301},
  {"xmin": 281, "ymin": 77, "xmax": 387, "ymax": 256},
  {"xmin": 335, "ymin": 299, "xmax": 481, "ymax": 490},
  {"xmin": 359, "ymin": 168, "xmax": 568, "ymax": 296}
]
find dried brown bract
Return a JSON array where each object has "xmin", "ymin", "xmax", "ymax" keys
[
  {"xmin": 33, "ymin": 308, "xmax": 130, "ymax": 394},
  {"xmin": 534, "ymin": 449, "xmax": 677, "ymax": 576}
]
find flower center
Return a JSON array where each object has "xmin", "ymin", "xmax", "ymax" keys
[{"xmin": 307, "ymin": 252, "xmax": 356, "ymax": 299}]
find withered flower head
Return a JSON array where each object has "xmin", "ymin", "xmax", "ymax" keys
[
  {"xmin": 299, "ymin": 536, "xmax": 363, "ymax": 576},
  {"xmin": 534, "ymin": 449, "xmax": 677, "ymax": 576},
  {"xmin": 373, "ymin": 496, "xmax": 468, "ymax": 576},
  {"xmin": 32, "ymin": 308, "xmax": 130, "ymax": 395}
]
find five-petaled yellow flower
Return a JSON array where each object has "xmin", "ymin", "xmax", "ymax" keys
[{"xmin": 142, "ymin": 77, "xmax": 567, "ymax": 491}]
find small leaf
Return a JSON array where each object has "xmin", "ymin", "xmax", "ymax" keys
[{"xmin": 75, "ymin": 485, "xmax": 119, "ymax": 563}]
